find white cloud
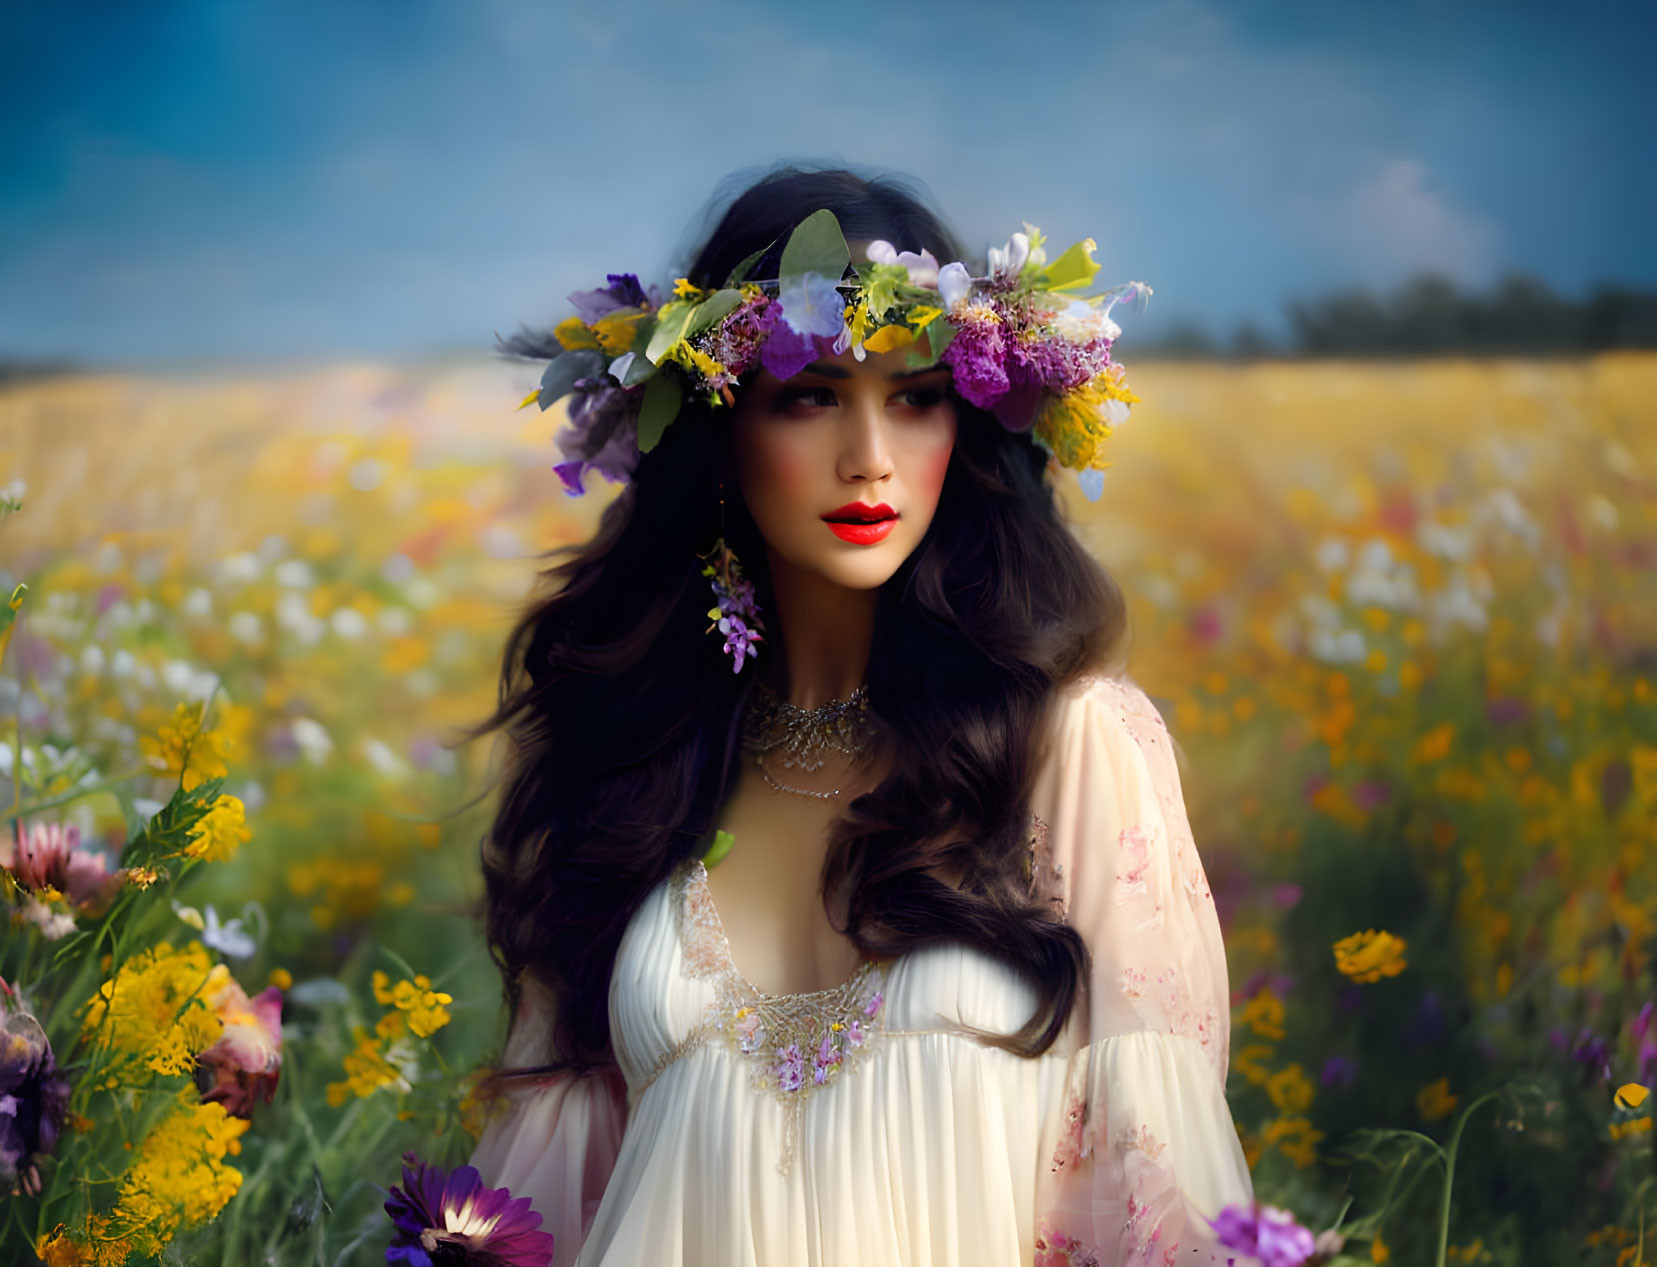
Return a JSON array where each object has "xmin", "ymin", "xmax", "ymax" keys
[{"xmin": 1317, "ymin": 158, "xmax": 1502, "ymax": 286}]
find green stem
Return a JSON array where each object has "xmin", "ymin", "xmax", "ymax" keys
[
  {"xmin": 1435, "ymin": 1089, "xmax": 1501, "ymax": 1267},
  {"xmin": 5, "ymin": 766, "xmax": 150, "ymax": 825}
]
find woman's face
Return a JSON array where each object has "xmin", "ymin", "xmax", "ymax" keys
[{"xmin": 730, "ymin": 341, "xmax": 957, "ymax": 592}]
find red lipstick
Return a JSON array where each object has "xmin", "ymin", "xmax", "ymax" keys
[{"xmin": 821, "ymin": 502, "xmax": 898, "ymax": 545}]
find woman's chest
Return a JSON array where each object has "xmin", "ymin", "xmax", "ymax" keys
[{"xmin": 607, "ymin": 861, "xmax": 1047, "ymax": 1097}]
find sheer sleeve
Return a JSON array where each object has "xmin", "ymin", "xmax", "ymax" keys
[
  {"xmin": 467, "ymin": 976, "xmax": 629, "ymax": 1267},
  {"xmin": 1027, "ymin": 673, "xmax": 1255, "ymax": 1265}
]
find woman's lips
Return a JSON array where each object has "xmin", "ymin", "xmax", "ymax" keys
[
  {"xmin": 821, "ymin": 503, "xmax": 898, "ymax": 545},
  {"xmin": 824, "ymin": 518, "xmax": 897, "ymax": 545}
]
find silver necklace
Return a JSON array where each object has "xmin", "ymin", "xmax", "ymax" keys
[{"xmin": 742, "ymin": 682, "xmax": 875, "ymax": 800}]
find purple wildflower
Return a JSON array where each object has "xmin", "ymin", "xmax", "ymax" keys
[
  {"xmin": 566, "ymin": 273, "xmax": 647, "ymax": 325},
  {"xmin": 1569, "ymin": 1027, "xmax": 1613, "ymax": 1083},
  {"xmin": 864, "ymin": 990, "xmax": 884, "ymax": 1019},
  {"xmin": 1632, "ymin": 1001, "xmax": 1657, "ymax": 1086},
  {"xmin": 703, "ymin": 539, "xmax": 765, "ymax": 674},
  {"xmin": 845, "ymin": 1019, "xmax": 867, "ymax": 1048},
  {"xmin": 696, "ymin": 290, "xmax": 783, "ymax": 390},
  {"xmin": 941, "ymin": 300, "xmax": 1010, "ymax": 411},
  {"xmin": 0, "ymin": 991, "xmax": 70, "ymax": 1196},
  {"xmin": 1319, "ymin": 1054, "xmax": 1359, "ymax": 1088},
  {"xmin": 774, "ymin": 1043, "xmax": 804, "ymax": 1092},
  {"xmin": 551, "ymin": 375, "xmax": 642, "ymax": 494},
  {"xmin": 1352, "ymin": 780, "xmax": 1392, "ymax": 812},
  {"xmin": 1208, "ymin": 1201, "xmax": 1318, "ymax": 1267},
  {"xmin": 384, "ymin": 1151, "xmax": 554, "ymax": 1267}
]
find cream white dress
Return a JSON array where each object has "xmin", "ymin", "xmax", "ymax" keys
[{"xmin": 469, "ymin": 674, "xmax": 1257, "ymax": 1266}]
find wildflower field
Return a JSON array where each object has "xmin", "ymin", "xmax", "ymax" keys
[{"xmin": 1, "ymin": 352, "xmax": 1652, "ymax": 1265}]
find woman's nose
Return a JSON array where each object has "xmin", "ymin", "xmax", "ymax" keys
[{"xmin": 837, "ymin": 392, "xmax": 894, "ymax": 484}]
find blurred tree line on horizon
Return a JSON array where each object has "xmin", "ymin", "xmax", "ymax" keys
[
  {"xmin": 1146, "ymin": 271, "xmax": 1657, "ymax": 360},
  {"xmin": 4, "ymin": 273, "xmax": 1657, "ymax": 381}
]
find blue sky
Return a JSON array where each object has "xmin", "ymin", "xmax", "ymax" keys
[{"xmin": 2, "ymin": 0, "xmax": 1653, "ymax": 367}]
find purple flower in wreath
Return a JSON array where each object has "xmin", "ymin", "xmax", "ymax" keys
[
  {"xmin": 774, "ymin": 1043, "xmax": 804, "ymax": 1092},
  {"xmin": 552, "ymin": 375, "xmax": 642, "ymax": 494},
  {"xmin": 1208, "ymin": 1201, "xmax": 1317, "ymax": 1267},
  {"xmin": 845, "ymin": 1018, "xmax": 867, "ymax": 1048},
  {"xmin": 864, "ymin": 990, "xmax": 885, "ymax": 1019},
  {"xmin": 0, "ymin": 991, "xmax": 71, "ymax": 1197},
  {"xmin": 940, "ymin": 300, "xmax": 1010, "ymax": 412},
  {"xmin": 384, "ymin": 1151, "xmax": 554, "ymax": 1267},
  {"xmin": 566, "ymin": 273, "xmax": 648, "ymax": 325},
  {"xmin": 762, "ymin": 271, "xmax": 847, "ymax": 381}
]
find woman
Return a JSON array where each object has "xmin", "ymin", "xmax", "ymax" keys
[{"xmin": 465, "ymin": 165, "xmax": 1255, "ymax": 1266}]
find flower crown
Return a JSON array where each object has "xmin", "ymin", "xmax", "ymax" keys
[{"xmin": 517, "ymin": 210, "xmax": 1150, "ymax": 502}]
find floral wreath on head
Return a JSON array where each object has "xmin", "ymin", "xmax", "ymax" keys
[{"xmin": 516, "ymin": 209, "xmax": 1151, "ymax": 503}]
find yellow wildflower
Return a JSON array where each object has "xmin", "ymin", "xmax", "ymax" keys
[
  {"xmin": 181, "ymin": 794, "xmax": 251, "ymax": 863},
  {"xmin": 1266, "ymin": 1062, "xmax": 1315, "ymax": 1114},
  {"xmin": 1609, "ymin": 1116, "xmax": 1652, "ymax": 1142},
  {"xmin": 1232, "ymin": 1043, "xmax": 1276, "ymax": 1087},
  {"xmin": 861, "ymin": 324, "xmax": 915, "ymax": 355},
  {"xmin": 269, "ymin": 967, "xmax": 293, "ymax": 991},
  {"xmin": 35, "ymin": 1217, "xmax": 133, "ymax": 1267},
  {"xmin": 325, "ymin": 1024, "xmax": 410, "ymax": 1107},
  {"xmin": 1371, "ymin": 1233, "xmax": 1391, "ymax": 1262},
  {"xmin": 660, "ymin": 340, "xmax": 728, "ymax": 385},
  {"xmin": 1240, "ymin": 987, "xmax": 1286, "ymax": 1039},
  {"xmin": 1417, "ymin": 1075, "xmax": 1458, "ymax": 1122},
  {"xmin": 83, "ymin": 941, "xmax": 224, "ymax": 1081},
  {"xmin": 672, "ymin": 277, "xmax": 704, "ymax": 300},
  {"xmin": 126, "ymin": 866, "xmax": 162, "ymax": 890},
  {"xmin": 552, "ymin": 316, "xmax": 601, "ymax": 350},
  {"xmin": 1334, "ymin": 929, "xmax": 1409, "ymax": 983},
  {"xmin": 1413, "ymin": 722, "xmax": 1455, "ymax": 764},
  {"xmin": 907, "ymin": 305, "xmax": 943, "ymax": 329},
  {"xmin": 111, "ymin": 1091, "xmax": 249, "ymax": 1256},
  {"xmin": 1031, "ymin": 370, "xmax": 1138, "ymax": 473},
  {"xmin": 845, "ymin": 300, "xmax": 873, "ymax": 351},
  {"xmin": 1614, "ymin": 1082, "xmax": 1649, "ymax": 1110},
  {"xmin": 374, "ymin": 970, "xmax": 454, "ymax": 1037},
  {"xmin": 140, "ymin": 703, "xmax": 232, "ymax": 792},
  {"xmin": 592, "ymin": 309, "xmax": 647, "ymax": 354}
]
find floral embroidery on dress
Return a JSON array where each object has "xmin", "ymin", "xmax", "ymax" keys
[
  {"xmin": 1050, "ymin": 1090, "xmax": 1094, "ymax": 1172},
  {"xmin": 1034, "ymin": 1222, "xmax": 1103, "ymax": 1267},
  {"xmin": 1115, "ymin": 823, "xmax": 1154, "ymax": 901},
  {"xmin": 647, "ymin": 859, "xmax": 891, "ymax": 1177}
]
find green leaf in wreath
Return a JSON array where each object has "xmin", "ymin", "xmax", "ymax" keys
[
  {"xmin": 537, "ymin": 350, "xmax": 606, "ymax": 410},
  {"xmin": 724, "ymin": 242, "xmax": 775, "ymax": 288},
  {"xmin": 685, "ymin": 288, "xmax": 744, "ymax": 340},
  {"xmin": 779, "ymin": 209, "xmax": 850, "ymax": 289},
  {"xmin": 1037, "ymin": 237, "xmax": 1102, "ymax": 293},
  {"xmin": 635, "ymin": 372, "xmax": 681, "ymax": 453},
  {"xmin": 645, "ymin": 300, "xmax": 699, "ymax": 364}
]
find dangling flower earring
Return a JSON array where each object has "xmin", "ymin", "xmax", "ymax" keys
[{"xmin": 700, "ymin": 482, "xmax": 764, "ymax": 674}]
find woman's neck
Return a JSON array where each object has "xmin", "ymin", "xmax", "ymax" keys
[{"xmin": 762, "ymin": 544, "xmax": 876, "ymax": 709}]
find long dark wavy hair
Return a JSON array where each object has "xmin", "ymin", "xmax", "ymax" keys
[{"xmin": 468, "ymin": 164, "xmax": 1131, "ymax": 1076}]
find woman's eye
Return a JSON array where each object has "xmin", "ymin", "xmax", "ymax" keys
[
  {"xmin": 894, "ymin": 385, "xmax": 947, "ymax": 409},
  {"xmin": 776, "ymin": 386, "xmax": 838, "ymax": 411}
]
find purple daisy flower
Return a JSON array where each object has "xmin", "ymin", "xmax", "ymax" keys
[
  {"xmin": 0, "ymin": 990, "xmax": 70, "ymax": 1196},
  {"xmin": 384, "ymin": 1151, "xmax": 554, "ymax": 1267},
  {"xmin": 1208, "ymin": 1201, "xmax": 1318, "ymax": 1267}
]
